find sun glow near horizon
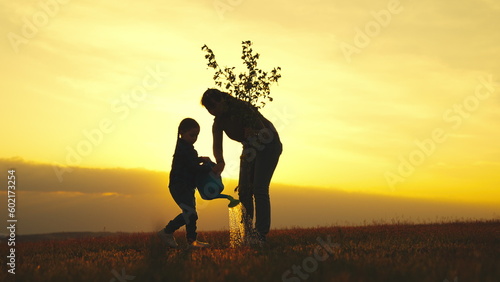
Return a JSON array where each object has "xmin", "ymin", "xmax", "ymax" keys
[{"xmin": 1, "ymin": 0, "xmax": 499, "ymax": 208}]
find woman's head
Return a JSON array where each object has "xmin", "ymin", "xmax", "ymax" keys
[
  {"xmin": 178, "ymin": 118, "xmax": 200, "ymax": 144},
  {"xmin": 201, "ymin": 89, "xmax": 230, "ymax": 117}
]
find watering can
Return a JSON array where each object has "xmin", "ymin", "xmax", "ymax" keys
[{"xmin": 196, "ymin": 161, "xmax": 240, "ymax": 207}]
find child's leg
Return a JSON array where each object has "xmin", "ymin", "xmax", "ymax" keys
[
  {"xmin": 164, "ymin": 213, "xmax": 187, "ymax": 233},
  {"xmin": 165, "ymin": 187, "xmax": 198, "ymax": 242},
  {"xmin": 182, "ymin": 198, "xmax": 198, "ymax": 243}
]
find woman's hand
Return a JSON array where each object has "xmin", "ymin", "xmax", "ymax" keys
[{"xmin": 213, "ymin": 162, "xmax": 225, "ymax": 175}]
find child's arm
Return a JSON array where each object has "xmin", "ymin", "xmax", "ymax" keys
[{"xmin": 173, "ymin": 140, "xmax": 211, "ymax": 175}]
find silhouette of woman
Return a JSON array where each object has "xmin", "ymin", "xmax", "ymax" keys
[{"xmin": 201, "ymin": 89, "xmax": 282, "ymax": 244}]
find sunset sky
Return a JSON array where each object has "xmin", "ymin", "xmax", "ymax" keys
[{"xmin": 1, "ymin": 0, "xmax": 499, "ymax": 234}]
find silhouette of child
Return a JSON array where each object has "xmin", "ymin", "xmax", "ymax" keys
[{"xmin": 158, "ymin": 118, "xmax": 211, "ymax": 248}]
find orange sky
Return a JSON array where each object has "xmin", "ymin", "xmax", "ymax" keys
[{"xmin": 1, "ymin": 0, "xmax": 499, "ymax": 231}]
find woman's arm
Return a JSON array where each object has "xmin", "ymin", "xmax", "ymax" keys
[{"xmin": 212, "ymin": 122, "xmax": 225, "ymax": 174}]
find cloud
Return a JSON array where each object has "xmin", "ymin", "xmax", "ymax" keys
[
  {"xmin": 0, "ymin": 158, "xmax": 498, "ymax": 235},
  {"xmin": 0, "ymin": 157, "xmax": 167, "ymax": 195}
]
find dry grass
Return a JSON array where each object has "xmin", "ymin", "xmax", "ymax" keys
[{"xmin": 1, "ymin": 220, "xmax": 499, "ymax": 281}]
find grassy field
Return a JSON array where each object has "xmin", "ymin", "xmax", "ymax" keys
[{"xmin": 1, "ymin": 220, "xmax": 499, "ymax": 281}]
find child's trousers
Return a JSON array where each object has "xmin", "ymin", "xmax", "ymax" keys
[{"xmin": 164, "ymin": 186, "xmax": 198, "ymax": 242}]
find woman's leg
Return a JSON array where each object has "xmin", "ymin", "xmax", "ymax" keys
[
  {"xmin": 238, "ymin": 153, "xmax": 255, "ymax": 234},
  {"xmin": 253, "ymin": 133, "xmax": 282, "ymax": 238}
]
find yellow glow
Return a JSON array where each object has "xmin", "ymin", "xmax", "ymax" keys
[{"xmin": 1, "ymin": 0, "xmax": 499, "ymax": 210}]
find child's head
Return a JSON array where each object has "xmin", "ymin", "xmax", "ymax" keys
[{"xmin": 178, "ymin": 118, "xmax": 200, "ymax": 144}]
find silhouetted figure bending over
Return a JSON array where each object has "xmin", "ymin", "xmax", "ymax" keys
[{"xmin": 201, "ymin": 89, "xmax": 283, "ymax": 244}]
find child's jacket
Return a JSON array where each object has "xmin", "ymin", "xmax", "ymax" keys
[{"xmin": 169, "ymin": 139, "xmax": 211, "ymax": 189}]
